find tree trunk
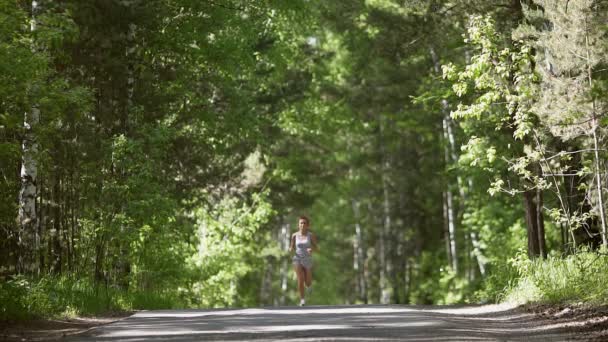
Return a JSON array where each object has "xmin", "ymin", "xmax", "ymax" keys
[
  {"xmin": 443, "ymin": 104, "xmax": 458, "ymax": 273},
  {"xmin": 260, "ymin": 256, "xmax": 273, "ymax": 305},
  {"xmin": 279, "ymin": 221, "xmax": 289, "ymax": 306},
  {"xmin": 469, "ymin": 231, "xmax": 485, "ymax": 276},
  {"xmin": 352, "ymin": 199, "xmax": 367, "ymax": 303},
  {"xmin": 431, "ymin": 46, "xmax": 459, "ymax": 272},
  {"xmin": 536, "ymin": 188, "xmax": 547, "ymax": 258},
  {"xmin": 94, "ymin": 232, "xmax": 107, "ymax": 285},
  {"xmin": 51, "ymin": 172, "xmax": 62, "ymax": 274},
  {"xmin": 592, "ymin": 128, "xmax": 607, "ymax": 247},
  {"xmin": 523, "ymin": 189, "xmax": 542, "ymax": 258},
  {"xmin": 116, "ymin": 3, "xmax": 139, "ymax": 290},
  {"xmin": 17, "ymin": 0, "xmax": 43, "ymax": 274},
  {"xmin": 378, "ymin": 116, "xmax": 393, "ymax": 304},
  {"xmin": 583, "ymin": 1, "xmax": 607, "ymax": 247},
  {"xmin": 444, "ymin": 176, "xmax": 457, "ymax": 271},
  {"xmin": 70, "ymin": 165, "xmax": 76, "ymax": 273},
  {"xmin": 36, "ymin": 176, "xmax": 44, "ymax": 275}
]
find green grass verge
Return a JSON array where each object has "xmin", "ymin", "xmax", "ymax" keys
[
  {"xmin": 0, "ymin": 276, "xmax": 186, "ymax": 320},
  {"xmin": 504, "ymin": 249, "xmax": 608, "ymax": 305}
]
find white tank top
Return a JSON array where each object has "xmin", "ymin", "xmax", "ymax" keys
[{"xmin": 295, "ymin": 231, "xmax": 312, "ymax": 258}]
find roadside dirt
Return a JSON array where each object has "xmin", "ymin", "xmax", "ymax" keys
[
  {"xmin": 522, "ymin": 303, "xmax": 608, "ymax": 341},
  {"xmin": 0, "ymin": 313, "xmax": 130, "ymax": 341}
]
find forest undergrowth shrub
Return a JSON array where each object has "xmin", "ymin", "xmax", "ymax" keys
[
  {"xmin": 472, "ymin": 260, "xmax": 520, "ymax": 304},
  {"xmin": 0, "ymin": 275, "xmax": 185, "ymax": 320},
  {"xmin": 504, "ymin": 248, "xmax": 608, "ymax": 304}
]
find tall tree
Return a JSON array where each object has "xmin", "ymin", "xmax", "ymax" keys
[{"xmin": 526, "ymin": 0, "xmax": 608, "ymax": 247}]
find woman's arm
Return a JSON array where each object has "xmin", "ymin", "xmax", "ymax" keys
[
  {"xmin": 289, "ymin": 233, "xmax": 295, "ymax": 253},
  {"xmin": 311, "ymin": 233, "xmax": 319, "ymax": 253}
]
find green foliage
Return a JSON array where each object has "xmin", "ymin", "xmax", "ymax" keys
[
  {"xmin": 408, "ymin": 251, "xmax": 474, "ymax": 305},
  {"xmin": 445, "ymin": 15, "xmax": 538, "ymax": 141},
  {"xmin": 505, "ymin": 249, "xmax": 608, "ymax": 304},
  {"xmin": 189, "ymin": 190, "xmax": 275, "ymax": 307},
  {"xmin": 2, "ymin": 0, "xmax": 608, "ymax": 316},
  {"xmin": 0, "ymin": 275, "xmax": 186, "ymax": 320}
]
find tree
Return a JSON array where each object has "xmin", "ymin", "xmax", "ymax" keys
[{"xmin": 524, "ymin": 0, "xmax": 608, "ymax": 247}]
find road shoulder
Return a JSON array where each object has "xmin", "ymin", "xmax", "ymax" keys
[
  {"xmin": 0, "ymin": 313, "xmax": 132, "ymax": 341},
  {"xmin": 523, "ymin": 303, "xmax": 608, "ymax": 341}
]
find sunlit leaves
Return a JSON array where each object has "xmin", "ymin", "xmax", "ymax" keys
[{"xmin": 191, "ymin": 190, "xmax": 275, "ymax": 306}]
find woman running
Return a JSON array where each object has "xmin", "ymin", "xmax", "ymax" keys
[{"xmin": 289, "ymin": 215, "xmax": 318, "ymax": 306}]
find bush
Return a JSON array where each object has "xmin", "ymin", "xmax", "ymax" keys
[
  {"xmin": 473, "ymin": 260, "xmax": 519, "ymax": 303},
  {"xmin": 0, "ymin": 276, "xmax": 30, "ymax": 320}
]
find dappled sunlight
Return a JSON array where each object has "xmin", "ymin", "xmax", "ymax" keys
[
  {"xmin": 426, "ymin": 303, "xmax": 517, "ymax": 315},
  {"xmin": 78, "ymin": 305, "xmax": 574, "ymax": 341},
  {"xmin": 98, "ymin": 306, "xmax": 440, "ymax": 338},
  {"xmin": 133, "ymin": 303, "xmax": 519, "ymax": 318},
  {"xmin": 132, "ymin": 305, "xmax": 425, "ymax": 318},
  {"xmin": 3, "ymin": 1, "xmax": 607, "ymax": 341}
]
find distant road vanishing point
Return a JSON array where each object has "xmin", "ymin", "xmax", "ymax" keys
[{"xmin": 69, "ymin": 304, "xmax": 576, "ymax": 341}]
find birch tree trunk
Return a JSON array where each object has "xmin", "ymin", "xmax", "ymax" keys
[
  {"xmin": 380, "ymin": 170, "xmax": 393, "ymax": 303},
  {"xmin": 37, "ymin": 177, "xmax": 45, "ymax": 275},
  {"xmin": 430, "ymin": 46, "xmax": 458, "ymax": 272},
  {"xmin": 18, "ymin": 0, "xmax": 42, "ymax": 274},
  {"xmin": 592, "ymin": 129, "xmax": 606, "ymax": 247},
  {"xmin": 464, "ymin": 179, "xmax": 485, "ymax": 276},
  {"xmin": 442, "ymin": 192, "xmax": 453, "ymax": 268},
  {"xmin": 279, "ymin": 221, "xmax": 289, "ymax": 306},
  {"xmin": 352, "ymin": 199, "xmax": 367, "ymax": 303},
  {"xmin": 378, "ymin": 116, "xmax": 393, "ymax": 304},
  {"xmin": 442, "ymin": 119, "xmax": 458, "ymax": 272},
  {"xmin": 51, "ymin": 172, "xmax": 62, "ymax": 273},
  {"xmin": 434, "ymin": 47, "xmax": 488, "ymax": 275},
  {"xmin": 583, "ymin": 13, "xmax": 608, "ymax": 246}
]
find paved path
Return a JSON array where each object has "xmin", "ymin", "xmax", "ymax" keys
[{"xmin": 69, "ymin": 304, "xmax": 577, "ymax": 341}]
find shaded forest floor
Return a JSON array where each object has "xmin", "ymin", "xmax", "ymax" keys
[
  {"xmin": 2, "ymin": 304, "xmax": 608, "ymax": 341},
  {"xmin": 0, "ymin": 312, "xmax": 131, "ymax": 341}
]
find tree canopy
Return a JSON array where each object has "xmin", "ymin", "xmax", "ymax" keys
[{"xmin": 1, "ymin": 0, "xmax": 608, "ymax": 316}]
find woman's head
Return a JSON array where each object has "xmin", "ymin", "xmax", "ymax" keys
[{"xmin": 298, "ymin": 215, "xmax": 309, "ymax": 230}]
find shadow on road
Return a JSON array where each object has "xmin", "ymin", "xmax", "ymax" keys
[{"xmin": 68, "ymin": 304, "xmax": 576, "ymax": 341}]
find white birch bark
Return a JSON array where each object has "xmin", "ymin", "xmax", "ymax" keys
[
  {"xmin": 378, "ymin": 116, "xmax": 393, "ymax": 304},
  {"xmin": 430, "ymin": 46, "xmax": 459, "ymax": 272},
  {"xmin": 18, "ymin": 0, "xmax": 42, "ymax": 273},
  {"xmin": 352, "ymin": 199, "xmax": 367, "ymax": 303},
  {"xmin": 584, "ymin": 14, "xmax": 608, "ymax": 246},
  {"xmin": 592, "ymin": 130, "xmax": 606, "ymax": 246},
  {"xmin": 442, "ymin": 191, "xmax": 453, "ymax": 267},
  {"xmin": 279, "ymin": 222, "xmax": 289, "ymax": 305},
  {"xmin": 442, "ymin": 118, "xmax": 458, "ymax": 272}
]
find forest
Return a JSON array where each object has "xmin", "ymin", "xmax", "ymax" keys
[{"xmin": 1, "ymin": 0, "xmax": 608, "ymax": 319}]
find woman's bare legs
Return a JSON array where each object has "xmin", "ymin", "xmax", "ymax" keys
[
  {"xmin": 294, "ymin": 265, "xmax": 305, "ymax": 300},
  {"xmin": 305, "ymin": 267, "xmax": 313, "ymax": 288}
]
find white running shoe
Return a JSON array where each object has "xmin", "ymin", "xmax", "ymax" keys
[{"xmin": 299, "ymin": 299, "xmax": 305, "ymax": 306}]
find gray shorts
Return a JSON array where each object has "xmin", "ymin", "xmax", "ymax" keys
[{"xmin": 292, "ymin": 256, "xmax": 313, "ymax": 269}]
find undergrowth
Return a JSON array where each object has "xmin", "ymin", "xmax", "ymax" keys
[
  {"xmin": 504, "ymin": 248, "xmax": 608, "ymax": 305},
  {"xmin": 0, "ymin": 275, "xmax": 186, "ymax": 320}
]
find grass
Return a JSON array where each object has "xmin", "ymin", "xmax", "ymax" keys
[
  {"xmin": 0, "ymin": 275, "xmax": 186, "ymax": 320},
  {"xmin": 504, "ymin": 249, "xmax": 608, "ymax": 305}
]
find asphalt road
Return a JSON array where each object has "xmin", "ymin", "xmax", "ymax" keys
[{"xmin": 69, "ymin": 304, "xmax": 577, "ymax": 341}]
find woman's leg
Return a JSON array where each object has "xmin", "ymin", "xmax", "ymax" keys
[
  {"xmin": 305, "ymin": 267, "xmax": 313, "ymax": 288},
  {"xmin": 293, "ymin": 264, "xmax": 305, "ymax": 300}
]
